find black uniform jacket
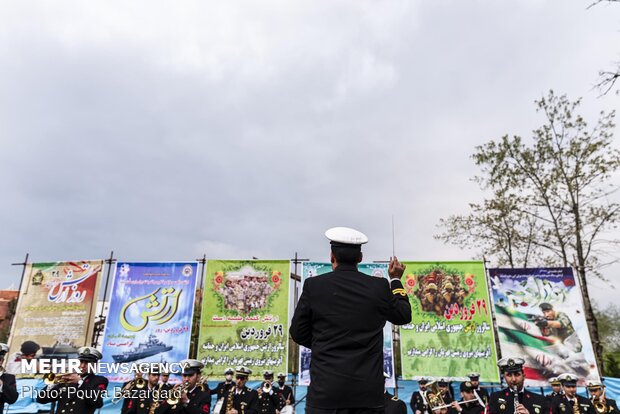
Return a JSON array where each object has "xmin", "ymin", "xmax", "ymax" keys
[
  {"xmin": 170, "ymin": 385, "xmax": 211, "ymax": 414},
  {"xmin": 488, "ymin": 388, "xmax": 549, "ymax": 414},
  {"xmin": 410, "ymin": 390, "xmax": 429, "ymax": 414},
  {"xmin": 213, "ymin": 381, "xmax": 234, "ymax": 400},
  {"xmin": 0, "ymin": 372, "xmax": 18, "ymax": 411},
  {"xmin": 222, "ymin": 386, "xmax": 259, "ymax": 414},
  {"xmin": 290, "ymin": 263, "xmax": 411, "ymax": 409},
  {"xmin": 385, "ymin": 391, "xmax": 407, "ymax": 414},
  {"xmin": 274, "ymin": 384, "xmax": 295, "ymax": 409},
  {"xmin": 552, "ymin": 395, "xmax": 594, "ymax": 414},
  {"xmin": 36, "ymin": 373, "xmax": 109, "ymax": 414},
  {"xmin": 126, "ymin": 385, "xmax": 173, "ymax": 414}
]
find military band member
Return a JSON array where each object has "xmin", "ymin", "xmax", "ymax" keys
[
  {"xmin": 126, "ymin": 370, "xmax": 171, "ymax": 414},
  {"xmin": 214, "ymin": 368, "xmax": 235, "ymax": 400},
  {"xmin": 170, "ymin": 359, "xmax": 211, "ymax": 414},
  {"xmin": 547, "ymin": 378, "xmax": 563, "ymax": 402},
  {"xmin": 274, "ymin": 372, "xmax": 295, "ymax": 409},
  {"xmin": 121, "ymin": 372, "xmax": 147, "ymax": 414},
  {"xmin": 257, "ymin": 370, "xmax": 279, "ymax": 414},
  {"xmin": 161, "ymin": 370, "xmax": 173, "ymax": 391},
  {"xmin": 411, "ymin": 377, "xmax": 430, "ymax": 414},
  {"xmin": 467, "ymin": 372, "xmax": 489, "ymax": 405},
  {"xmin": 0, "ymin": 343, "xmax": 18, "ymax": 412},
  {"xmin": 587, "ymin": 381, "xmax": 618, "ymax": 414},
  {"xmin": 488, "ymin": 357, "xmax": 548, "ymax": 414},
  {"xmin": 448, "ymin": 381, "xmax": 484, "ymax": 414},
  {"xmin": 552, "ymin": 374, "xmax": 593, "ymax": 414},
  {"xmin": 222, "ymin": 367, "xmax": 258, "ymax": 414},
  {"xmin": 438, "ymin": 379, "xmax": 454, "ymax": 404},
  {"xmin": 36, "ymin": 346, "xmax": 109, "ymax": 414},
  {"xmin": 384, "ymin": 374, "xmax": 407, "ymax": 414}
]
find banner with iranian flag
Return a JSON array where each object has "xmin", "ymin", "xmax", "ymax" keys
[{"xmin": 489, "ymin": 267, "xmax": 600, "ymax": 386}]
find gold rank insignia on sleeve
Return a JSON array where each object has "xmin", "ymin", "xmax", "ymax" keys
[
  {"xmin": 392, "ymin": 396, "xmax": 399, "ymax": 401},
  {"xmin": 392, "ymin": 288, "xmax": 406, "ymax": 296}
]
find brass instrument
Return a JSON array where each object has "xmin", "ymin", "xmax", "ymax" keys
[
  {"xmin": 572, "ymin": 398, "xmax": 580, "ymax": 414},
  {"xmin": 198, "ymin": 374, "xmax": 209, "ymax": 391},
  {"xmin": 148, "ymin": 384, "xmax": 163, "ymax": 414},
  {"xmin": 225, "ymin": 386, "xmax": 235, "ymax": 414},
  {"xmin": 424, "ymin": 381, "xmax": 479, "ymax": 411},
  {"xmin": 43, "ymin": 373, "xmax": 72, "ymax": 385},
  {"xmin": 262, "ymin": 381, "xmax": 272, "ymax": 394},
  {"xmin": 167, "ymin": 381, "xmax": 190, "ymax": 406},
  {"xmin": 591, "ymin": 387, "xmax": 608, "ymax": 414},
  {"xmin": 111, "ymin": 377, "xmax": 147, "ymax": 404}
]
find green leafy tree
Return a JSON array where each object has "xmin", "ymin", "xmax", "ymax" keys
[{"xmin": 436, "ymin": 91, "xmax": 620, "ymax": 369}]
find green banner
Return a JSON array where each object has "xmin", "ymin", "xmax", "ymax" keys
[
  {"xmin": 197, "ymin": 260, "xmax": 290, "ymax": 377},
  {"xmin": 399, "ymin": 261, "xmax": 499, "ymax": 382}
]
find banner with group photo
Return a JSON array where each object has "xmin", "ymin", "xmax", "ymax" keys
[
  {"xmin": 197, "ymin": 260, "xmax": 291, "ymax": 377},
  {"xmin": 8, "ymin": 261, "xmax": 103, "ymax": 376},
  {"xmin": 299, "ymin": 262, "xmax": 396, "ymax": 388},
  {"xmin": 489, "ymin": 267, "xmax": 600, "ymax": 386},
  {"xmin": 399, "ymin": 261, "xmax": 499, "ymax": 382},
  {"xmin": 100, "ymin": 262, "xmax": 199, "ymax": 382}
]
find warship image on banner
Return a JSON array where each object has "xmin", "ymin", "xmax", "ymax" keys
[
  {"xmin": 112, "ymin": 334, "xmax": 173, "ymax": 363},
  {"xmin": 40, "ymin": 339, "xmax": 79, "ymax": 360}
]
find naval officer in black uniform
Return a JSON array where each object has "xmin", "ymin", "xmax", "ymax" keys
[
  {"xmin": 256, "ymin": 370, "xmax": 279, "ymax": 414},
  {"xmin": 213, "ymin": 368, "xmax": 235, "ymax": 401},
  {"xmin": 411, "ymin": 378, "xmax": 430, "ymax": 414},
  {"xmin": 36, "ymin": 346, "xmax": 109, "ymax": 414},
  {"xmin": 488, "ymin": 357, "xmax": 548, "ymax": 414},
  {"xmin": 221, "ymin": 366, "xmax": 259, "ymax": 414},
  {"xmin": 0, "ymin": 343, "xmax": 18, "ymax": 412},
  {"xmin": 169, "ymin": 359, "xmax": 211, "ymax": 414},
  {"xmin": 551, "ymin": 374, "xmax": 593, "ymax": 414},
  {"xmin": 466, "ymin": 372, "xmax": 489, "ymax": 405},
  {"xmin": 547, "ymin": 378, "xmax": 563, "ymax": 403},
  {"xmin": 384, "ymin": 373, "xmax": 406, "ymax": 414},
  {"xmin": 449, "ymin": 381, "xmax": 485, "ymax": 414},
  {"xmin": 290, "ymin": 227, "xmax": 412, "ymax": 414},
  {"xmin": 274, "ymin": 372, "xmax": 295, "ymax": 410},
  {"xmin": 587, "ymin": 380, "xmax": 618, "ymax": 414}
]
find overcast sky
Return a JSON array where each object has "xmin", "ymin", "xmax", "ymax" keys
[{"xmin": 1, "ymin": 1, "xmax": 619, "ymax": 306}]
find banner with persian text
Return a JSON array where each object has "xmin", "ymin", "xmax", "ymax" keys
[
  {"xmin": 197, "ymin": 260, "xmax": 291, "ymax": 376},
  {"xmin": 298, "ymin": 262, "xmax": 396, "ymax": 388},
  {"xmin": 8, "ymin": 261, "xmax": 103, "ymax": 376},
  {"xmin": 400, "ymin": 261, "xmax": 499, "ymax": 382},
  {"xmin": 489, "ymin": 267, "xmax": 600, "ymax": 386},
  {"xmin": 100, "ymin": 262, "xmax": 198, "ymax": 382}
]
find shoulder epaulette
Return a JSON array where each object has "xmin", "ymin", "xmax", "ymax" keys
[{"xmin": 392, "ymin": 288, "xmax": 406, "ymax": 296}]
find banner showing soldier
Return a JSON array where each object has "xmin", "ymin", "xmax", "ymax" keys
[
  {"xmin": 488, "ymin": 267, "xmax": 600, "ymax": 386},
  {"xmin": 197, "ymin": 260, "xmax": 290, "ymax": 376},
  {"xmin": 298, "ymin": 262, "xmax": 397, "ymax": 388},
  {"xmin": 399, "ymin": 261, "xmax": 499, "ymax": 382},
  {"xmin": 100, "ymin": 262, "xmax": 198, "ymax": 382},
  {"xmin": 7, "ymin": 261, "xmax": 103, "ymax": 376}
]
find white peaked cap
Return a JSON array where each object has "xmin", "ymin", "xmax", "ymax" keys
[{"xmin": 325, "ymin": 227, "xmax": 368, "ymax": 245}]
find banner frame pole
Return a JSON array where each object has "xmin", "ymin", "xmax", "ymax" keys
[
  {"xmin": 290, "ymin": 252, "xmax": 308, "ymax": 401},
  {"xmin": 7, "ymin": 253, "xmax": 29, "ymax": 348},
  {"xmin": 93, "ymin": 251, "xmax": 115, "ymax": 347}
]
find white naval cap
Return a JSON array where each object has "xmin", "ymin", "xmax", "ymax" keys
[
  {"xmin": 0, "ymin": 343, "xmax": 8, "ymax": 355},
  {"xmin": 325, "ymin": 227, "xmax": 368, "ymax": 245},
  {"xmin": 587, "ymin": 380, "xmax": 603, "ymax": 389}
]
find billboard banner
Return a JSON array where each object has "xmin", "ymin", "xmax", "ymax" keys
[
  {"xmin": 489, "ymin": 267, "xmax": 600, "ymax": 386},
  {"xmin": 100, "ymin": 262, "xmax": 198, "ymax": 382},
  {"xmin": 298, "ymin": 262, "xmax": 396, "ymax": 388},
  {"xmin": 399, "ymin": 261, "xmax": 500, "ymax": 382},
  {"xmin": 8, "ymin": 261, "xmax": 103, "ymax": 376},
  {"xmin": 197, "ymin": 260, "xmax": 291, "ymax": 377}
]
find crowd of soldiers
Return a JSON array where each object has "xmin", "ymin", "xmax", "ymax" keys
[
  {"xmin": 0, "ymin": 343, "xmax": 618, "ymax": 414},
  {"xmin": 221, "ymin": 277, "xmax": 274, "ymax": 314}
]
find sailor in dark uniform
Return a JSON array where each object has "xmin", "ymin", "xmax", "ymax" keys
[
  {"xmin": 411, "ymin": 377, "xmax": 430, "ymax": 414},
  {"xmin": 0, "ymin": 343, "xmax": 18, "ymax": 412},
  {"xmin": 221, "ymin": 366, "xmax": 258, "ymax": 414},
  {"xmin": 36, "ymin": 346, "xmax": 109, "ymax": 414},
  {"xmin": 170, "ymin": 359, "xmax": 211, "ymax": 414},
  {"xmin": 488, "ymin": 357, "xmax": 548, "ymax": 414},
  {"xmin": 547, "ymin": 378, "xmax": 563, "ymax": 403},
  {"xmin": 551, "ymin": 374, "xmax": 593, "ymax": 414},
  {"xmin": 161, "ymin": 370, "xmax": 173, "ymax": 392},
  {"xmin": 449, "ymin": 381, "xmax": 485, "ymax": 414},
  {"xmin": 274, "ymin": 372, "xmax": 295, "ymax": 410},
  {"xmin": 257, "ymin": 370, "xmax": 279, "ymax": 414},
  {"xmin": 384, "ymin": 373, "xmax": 407, "ymax": 414},
  {"xmin": 467, "ymin": 372, "xmax": 489, "ymax": 405},
  {"xmin": 289, "ymin": 227, "xmax": 411, "ymax": 414},
  {"xmin": 587, "ymin": 380, "xmax": 618, "ymax": 414},
  {"xmin": 126, "ymin": 369, "xmax": 172, "ymax": 414},
  {"xmin": 213, "ymin": 368, "xmax": 235, "ymax": 401},
  {"xmin": 438, "ymin": 379, "xmax": 454, "ymax": 404}
]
